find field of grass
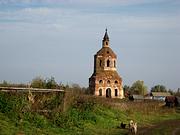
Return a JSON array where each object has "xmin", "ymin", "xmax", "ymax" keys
[{"xmin": 0, "ymin": 91, "xmax": 180, "ymax": 135}]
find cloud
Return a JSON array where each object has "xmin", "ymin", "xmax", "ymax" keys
[
  {"xmin": 0, "ymin": 0, "xmax": 176, "ymax": 6},
  {"xmin": 0, "ymin": 6, "xmax": 179, "ymax": 37},
  {"xmin": 0, "ymin": 1, "xmax": 179, "ymax": 38}
]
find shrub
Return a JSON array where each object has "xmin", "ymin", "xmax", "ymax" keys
[
  {"xmin": 0, "ymin": 92, "xmax": 28, "ymax": 121},
  {"xmin": 32, "ymin": 114, "xmax": 48, "ymax": 128}
]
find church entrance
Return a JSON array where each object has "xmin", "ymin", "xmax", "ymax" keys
[{"xmin": 106, "ymin": 88, "xmax": 111, "ymax": 98}]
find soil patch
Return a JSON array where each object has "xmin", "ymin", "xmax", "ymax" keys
[{"xmin": 137, "ymin": 119, "xmax": 180, "ymax": 135}]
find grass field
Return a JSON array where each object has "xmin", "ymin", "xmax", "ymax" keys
[{"xmin": 0, "ymin": 91, "xmax": 180, "ymax": 135}]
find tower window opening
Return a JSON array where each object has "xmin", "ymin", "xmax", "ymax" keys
[
  {"xmin": 107, "ymin": 59, "xmax": 110, "ymax": 67},
  {"xmin": 107, "ymin": 51, "xmax": 109, "ymax": 54},
  {"xmin": 114, "ymin": 60, "xmax": 116, "ymax": 67},
  {"xmin": 107, "ymin": 80, "xmax": 110, "ymax": 84},
  {"xmin": 100, "ymin": 60, "xmax": 102, "ymax": 67},
  {"xmin": 106, "ymin": 42, "xmax": 108, "ymax": 45},
  {"xmin": 115, "ymin": 89, "xmax": 118, "ymax": 96},
  {"xmin": 115, "ymin": 81, "xmax": 118, "ymax": 84},
  {"xmin": 99, "ymin": 80, "xmax": 103, "ymax": 84}
]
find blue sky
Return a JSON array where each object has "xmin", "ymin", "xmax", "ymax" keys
[{"xmin": 0, "ymin": 0, "xmax": 180, "ymax": 90}]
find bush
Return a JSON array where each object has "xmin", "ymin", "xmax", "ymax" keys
[
  {"xmin": 28, "ymin": 113, "xmax": 48, "ymax": 128},
  {"xmin": 0, "ymin": 92, "xmax": 28, "ymax": 121}
]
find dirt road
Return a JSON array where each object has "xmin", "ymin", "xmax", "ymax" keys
[{"xmin": 137, "ymin": 119, "xmax": 180, "ymax": 135}]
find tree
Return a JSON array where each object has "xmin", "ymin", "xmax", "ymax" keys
[
  {"xmin": 175, "ymin": 88, "xmax": 180, "ymax": 96},
  {"xmin": 31, "ymin": 76, "xmax": 46, "ymax": 88},
  {"xmin": 71, "ymin": 83, "xmax": 81, "ymax": 89},
  {"xmin": 45, "ymin": 77, "xmax": 57, "ymax": 89},
  {"xmin": 123, "ymin": 85, "xmax": 131, "ymax": 93},
  {"xmin": 71, "ymin": 83, "xmax": 82, "ymax": 94},
  {"xmin": 123, "ymin": 85, "xmax": 131, "ymax": 97},
  {"xmin": 151, "ymin": 85, "xmax": 167, "ymax": 92},
  {"xmin": 0, "ymin": 80, "xmax": 8, "ymax": 87},
  {"xmin": 168, "ymin": 89, "xmax": 174, "ymax": 95},
  {"xmin": 130, "ymin": 80, "xmax": 148, "ymax": 95}
]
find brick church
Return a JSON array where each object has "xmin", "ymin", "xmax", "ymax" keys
[{"xmin": 89, "ymin": 29, "xmax": 124, "ymax": 99}]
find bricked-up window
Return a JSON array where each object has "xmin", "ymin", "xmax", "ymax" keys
[
  {"xmin": 99, "ymin": 89, "xmax": 102, "ymax": 96},
  {"xmin": 100, "ymin": 60, "xmax": 102, "ymax": 67},
  {"xmin": 107, "ymin": 59, "xmax": 110, "ymax": 67},
  {"xmin": 99, "ymin": 80, "xmax": 103, "ymax": 84},
  {"xmin": 107, "ymin": 80, "xmax": 110, "ymax": 84},
  {"xmin": 115, "ymin": 89, "xmax": 118, "ymax": 96},
  {"xmin": 115, "ymin": 80, "xmax": 118, "ymax": 84}
]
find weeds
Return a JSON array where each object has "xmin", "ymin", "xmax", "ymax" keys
[{"xmin": 0, "ymin": 91, "xmax": 180, "ymax": 135}]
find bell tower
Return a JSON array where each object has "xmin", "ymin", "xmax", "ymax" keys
[{"xmin": 89, "ymin": 29, "xmax": 124, "ymax": 99}]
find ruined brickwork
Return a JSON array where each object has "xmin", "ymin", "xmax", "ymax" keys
[{"xmin": 89, "ymin": 29, "xmax": 124, "ymax": 99}]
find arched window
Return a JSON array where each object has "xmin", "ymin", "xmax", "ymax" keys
[
  {"xmin": 115, "ymin": 81, "xmax": 118, "ymax": 84},
  {"xmin": 99, "ymin": 89, "xmax": 102, "ymax": 96},
  {"xmin": 115, "ymin": 89, "xmax": 118, "ymax": 97},
  {"xmin": 100, "ymin": 60, "xmax": 102, "ymax": 67},
  {"xmin": 114, "ymin": 60, "xmax": 116, "ymax": 68},
  {"xmin": 99, "ymin": 80, "xmax": 103, "ymax": 84},
  {"xmin": 107, "ymin": 59, "xmax": 110, "ymax": 67},
  {"xmin": 106, "ymin": 88, "xmax": 111, "ymax": 98},
  {"xmin": 106, "ymin": 42, "xmax": 108, "ymax": 45},
  {"xmin": 107, "ymin": 80, "xmax": 110, "ymax": 84}
]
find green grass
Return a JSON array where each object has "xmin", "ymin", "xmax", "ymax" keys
[
  {"xmin": 0, "ymin": 112, "xmax": 18, "ymax": 135},
  {"xmin": 0, "ymin": 92, "xmax": 180, "ymax": 135}
]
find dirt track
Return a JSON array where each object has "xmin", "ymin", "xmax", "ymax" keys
[{"xmin": 137, "ymin": 119, "xmax": 180, "ymax": 135}]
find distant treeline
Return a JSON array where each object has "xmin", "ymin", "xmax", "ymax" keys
[
  {"xmin": 0, "ymin": 76, "xmax": 88, "ymax": 92},
  {"xmin": 0, "ymin": 80, "xmax": 27, "ymax": 88},
  {"xmin": 0, "ymin": 77, "xmax": 180, "ymax": 96}
]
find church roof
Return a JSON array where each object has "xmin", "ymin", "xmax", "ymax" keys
[
  {"xmin": 96, "ymin": 46, "xmax": 117, "ymax": 58},
  {"xmin": 103, "ymin": 29, "xmax": 109, "ymax": 41}
]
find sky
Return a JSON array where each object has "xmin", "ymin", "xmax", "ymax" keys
[{"xmin": 0, "ymin": 0, "xmax": 180, "ymax": 90}]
